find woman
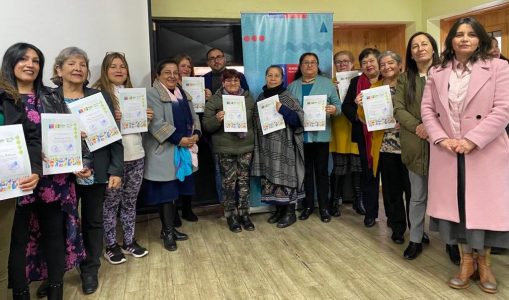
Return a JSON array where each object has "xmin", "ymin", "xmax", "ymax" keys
[
  {"xmin": 288, "ymin": 52, "xmax": 341, "ymax": 223},
  {"xmin": 356, "ymin": 51, "xmax": 410, "ymax": 242},
  {"xmin": 175, "ymin": 53, "xmax": 195, "ymax": 84},
  {"xmin": 342, "ymin": 48, "xmax": 381, "ymax": 227},
  {"xmin": 0, "ymin": 76, "xmax": 41, "ymax": 299},
  {"xmin": 421, "ymin": 17, "xmax": 509, "ymax": 293},
  {"xmin": 92, "ymin": 52, "xmax": 151, "ymax": 264},
  {"xmin": 251, "ymin": 65, "xmax": 305, "ymax": 228},
  {"xmin": 49, "ymin": 47, "xmax": 123, "ymax": 295},
  {"xmin": 2, "ymin": 43, "xmax": 87, "ymax": 300},
  {"xmin": 393, "ymin": 33, "xmax": 460, "ymax": 264},
  {"xmin": 488, "ymin": 37, "xmax": 509, "ymax": 61},
  {"xmin": 173, "ymin": 53, "xmax": 199, "ymax": 225},
  {"xmin": 329, "ymin": 50, "xmax": 363, "ymax": 217},
  {"xmin": 142, "ymin": 58, "xmax": 200, "ymax": 250},
  {"xmin": 203, "ymin": 69, "xmax": 256, "ymax": 232}
]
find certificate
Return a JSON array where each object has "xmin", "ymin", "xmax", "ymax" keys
[
  {"xmin": 67, "ymin": 93, "xmax": 122, "ymax": 152},
  {"xmin": 336, "ymin": 71, "xmax": 359, "ymax": 103},
  {"xmin": 362, "ymin": 85, "xmax": 396, "ymax": 132},
  {"xmin": 182, "ymin": 77, "xmax": 205, "ymax": 113},
  {"xmin": 222, "ymin": 95, "xmax": 247, "ymax": 133},
  {"xmin": 0, "ymin": 124, "xmax": 33, "ymax": 201},
  {"xmin": 41, "ymin": 113, "xmax": 83, "ymax": 175},
  {"xmin": 118, "ymin": 88, "xmax": 148, "ymax": 134},
  {"xmin": 303, "ymin": 95, "xmax": 327, "ymax": 131},
  {"xmin": 257, "ymin": 95, "xmax": 285, "ymax": 135}
]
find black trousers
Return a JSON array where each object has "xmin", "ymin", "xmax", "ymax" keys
[
  {"xmin": 8, "ymin": 201, "xmax": 65, "ymax": 289},
  {"xmin": 77, "ymin": 184, "xmax": 107, "ymax": 276},
  {"xmin": 379, "ymin": 152, "xmax": 411, "ymax": 234},
  {"xmin": 356, "ymin": 133, "xmax": 380, "ymax": 219},
  {"xmin": 303, "ymin": 142, "xmax": 330, "ymax": 210}
]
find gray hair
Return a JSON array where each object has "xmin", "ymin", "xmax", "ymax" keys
[
  {"xmin": 378, "ymin": 50, "xmax": 402, "ymax": 65},
  {"xmin": 51, "ymin": 47, "xmax": 90, "ymax": 86}
]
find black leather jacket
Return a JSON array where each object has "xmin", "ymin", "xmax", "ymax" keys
[{"xmin": 0, "ymin": 89, "xmax": 42, "ymax": 175}]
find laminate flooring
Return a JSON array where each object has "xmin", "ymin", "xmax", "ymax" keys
[{"xmin": 1, "ymin": 204, "xmax": 508, "ymax": 299}]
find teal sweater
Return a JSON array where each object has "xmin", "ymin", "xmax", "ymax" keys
[{"xmin": 287, "ymin": 75, "xmax": 341, "ymax": 143}]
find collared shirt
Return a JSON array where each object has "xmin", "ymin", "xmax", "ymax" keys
[{"xmin": 448, "ymin": 59, "xmax": 472, "ymax": 138}]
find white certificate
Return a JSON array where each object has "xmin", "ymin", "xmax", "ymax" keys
[
  {"xmin": 222, "ymin": 95, "xmax": 247, "ymax": 133},
  {"xmin": 336, "ymin": 71, "xmax": 359, "ymax": 103},
  {"xmin": 303, "ymin": 95, "xmax": 327, "ymax": 131},
  {"xmin": 257, "ymin": 95, "xmax": 285, "ymax": 135},
  {"xmin": 41, "ymin": 113, "xmax": 83, "ymax": 175},
  {"xmin": 118, "ymin": 88, "xmax": 148, "ymax": 134},
  {"xmin": 0, "ymin": 124, "xmax": 33, "ymax": 200},
  {"xmin": 67, "ymin": 93, "xmax": 122, "ymax": 152},
  {"xmin": 182, "ymin": 77, "xmax": 205, "ymax": 113},
  {"xmin": 362, "ymin": 85, "xmax": 397, "ymax": 132}
]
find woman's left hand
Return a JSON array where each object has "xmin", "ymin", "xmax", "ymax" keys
[
  {"xmin": 19, "ymin": 174, "xmax": 40, "ymax": 191},
  {"xmin": 108, "ymin": 175, "xmax": 122, "ymax": 189},
  {"xmin": 325, "ymin": 104, "xmax": 337, "ymax": 116},
  {"xmin": 146, "ymin": 107, "xmax": 154, "ymax": 121},
  {"xmin": 191, "ymin": 134, "xmax": 199, "ymax": 143},
  {"xmin": 114, "ymin": 110, "xmax": 122, "ymax": 122}
]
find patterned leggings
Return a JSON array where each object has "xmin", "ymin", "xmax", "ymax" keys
[
  {"xmin": 216, "ymin": 152, "xmax": 252, "ymax": 217},
  {"xmin": 103, "ymin": 158, "xmax": 144, "ymax": 246}
]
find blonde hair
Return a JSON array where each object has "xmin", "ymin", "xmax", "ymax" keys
[
  {"xmin": 92, "ymin": 52, "xmax": 133, "ymax": 110},
  {"xmin": 0, "ymin": 75, "xmax": 20, "ymax": 104}
]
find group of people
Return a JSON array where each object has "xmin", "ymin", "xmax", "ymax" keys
[{"xmin": 0, "ymin": 15, "xmax": 508, "ymax": 299}]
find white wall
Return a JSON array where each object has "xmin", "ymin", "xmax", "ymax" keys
[{"xmin": 0, "ymin": 0, "xmax": 152, "ymax": 88}]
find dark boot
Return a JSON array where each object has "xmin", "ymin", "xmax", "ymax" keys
[
  {"xmin": 277, "ymin": 204, "xmax": 296, "ymax": 228},
  {"xmin": 159, "ymin": 203, "xmax": 178, "ymax": 251},
  {"xmin": 352, "ymin": 172, "xmax": 366, "ymax": 215},
  {"xmin": 47, "ymin": 282, "xmax": 63, "ymax": 300},
  {"xmin": 181, "ymin": 196, "xmax": 198, "ymax": 222},
  {"xmin": 227, "ymin": 215, "xmax": 242, "ymax": 233},
  {"xmin": 329, "ymin": 174, "xmax": 343, "ymax": 217},
  {"xmin": 267, "ymin": 205, "xmax": 285, "ymax": 224},
  {"xmin": 12, "ymin": 287, "xmax": 30, "ymax": 300},
  {"xmin": 239, "ymin": 215, "xmax": 255, "ymax": 231},
  {"xmin": 174, "ymin": 211, "xmax": 182, "ymax": 228}
]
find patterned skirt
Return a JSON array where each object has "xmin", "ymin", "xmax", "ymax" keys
[
  {"xmin": 331, "ymin": 153, "xmax": 362, "ymax": 176},
  {"xmin": 260, "ymin": 178, "xmax": 305, "ymax": 205}
]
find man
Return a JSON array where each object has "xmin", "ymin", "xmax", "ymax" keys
[{"xmin": 203, "ymin": 48, "xmax": 249, "ymax": 98}]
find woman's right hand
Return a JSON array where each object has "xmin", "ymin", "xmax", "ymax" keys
[
  {"xmin": 415, "ymin": 124, "xmax": 428, "ymax": 140},
  {"xmin": 215, "ymin": 111, "xmax": 225, "ymax": 123},
  {"xmin": 354, "ymin": 93, "xmax": 363, "ymax": 106},
  {"xmin": 179, "ymin": 137, "xmax": 195, "ymax": 148},
  {"xmin": 75, "ymin": 168, "xmax": 92, "ymax": 179},
  {"xmin": 439, "ymin": 139, "xmax": 458, "ymax": 153},
  {"xmin": 19, "ymin": 174, "xmax": 40, "ymax": 191},
  {"xmin": 114, "ymin": 110, "xmax": 122, "ymax": 122},
  {"xmin": 205, "ymin": 89, "xmax": 212, "ymax": 100}
]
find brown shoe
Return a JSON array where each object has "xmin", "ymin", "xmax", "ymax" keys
[
  {"xmin": 477, "ymin": 249, "xmax": 497, "ymax": 294},
  {"xmin": 448, "ymin": 251, "xmax": 475, "ymax": 289}
]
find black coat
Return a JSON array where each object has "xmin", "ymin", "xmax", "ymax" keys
[{"xmin": 0, "ymin": 89, "xmax": 42, "ymax": 176}]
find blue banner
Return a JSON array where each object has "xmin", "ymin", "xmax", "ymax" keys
[
  {"xmin": 241, "ymin": 12, "xmax": 333, "ymax": 208},
  {"xmin": 241, "ymin": 12, "xmax": 333, "ymax": 98}
]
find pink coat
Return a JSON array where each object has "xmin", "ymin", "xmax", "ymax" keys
[{"xmin": 421, "ymin": 58, "xmax": 509, "ymax": 231}]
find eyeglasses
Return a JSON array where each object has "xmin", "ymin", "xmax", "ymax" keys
[
  {"xmin": 224, "ymin": 78, "xmax": 240, "ymax": 84},
  {"xmin": 335, "ymin": 60, "xmax": 351, "ymax": 65},
  {"xmin": 302, "ymin": 61, "xmax": 318, "ymax": 66},
  {"xmin": 208, "ymin": 55, "xmax": 224, "ymax": 62},
  {"xmin": 106, "ymin": 51, "xmax": 125, "ymax": 57}
]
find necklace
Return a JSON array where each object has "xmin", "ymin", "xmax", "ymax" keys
[{"xmin": 302, "ymin": 77, "xmax": 315, "ymax": 84}]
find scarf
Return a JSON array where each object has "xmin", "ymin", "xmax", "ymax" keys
[
  {"xmin": 262, "ymin": 84, "xmax": 286, "ymax": 98},
  {"xmin": 357, "ymin": 73, "xmax": 374, "ymax": 170}
]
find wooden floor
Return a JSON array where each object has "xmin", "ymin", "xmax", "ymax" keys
[{"xmin": 1, "ymin": 204, "xmax": 509, "ymax": 299}]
